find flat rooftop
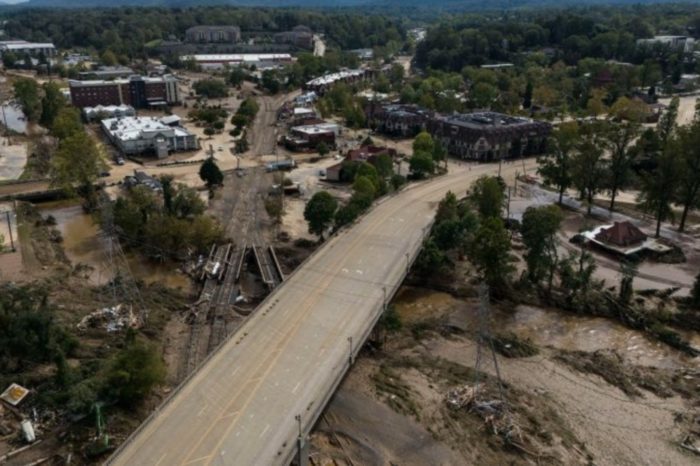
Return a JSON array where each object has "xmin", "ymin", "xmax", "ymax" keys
[
  {"xmin": 185, "ymin": 54, "xmax": 292, "ymax": 62},
  {"xmin": 306, "ymin": 69, "xmax": 365, "ymax": 87},
  {"xmin": 102, "ymin": 116, "xmax": 192, "ymax": 141},
  {"xmin": 439, "ymin": 112, "xmax": 535, "ymax": 129}
]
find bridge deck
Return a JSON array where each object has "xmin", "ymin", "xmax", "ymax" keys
[{"xmin": 107, "ymin": 165, "xmax": 501, "ymax": 466}]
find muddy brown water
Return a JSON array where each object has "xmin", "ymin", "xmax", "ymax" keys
[
  {"xmin": 393, "ymin": 287, "xmax": 699, "ymax": 370},
  {"xmin": 40, "ymin": 202, "xmax": 192, "ymax": 291}
]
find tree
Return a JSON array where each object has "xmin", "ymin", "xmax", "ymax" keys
[
  {"xmin": 100, "ymin": 49, "xmax": 118, "ymax": 66},
  {"xmin": 51, "ymin": 107, "xmax": 83, "ymax": 140},
  {"xmin": 316, "ymin": 141, "xmax": 329, "ymax": 157},
  {"xmin": 40, "ymin": 82, "xmax": 65, "ymax": 128},
  {"xmin": 432, "ymin": 140, "xmax": 447, "ymax": 170},
  {"xmin": 538, "ymin": 122, "xmax": 578, "ymax": 205},
  {"xmin": 602, "ymin": 120, "xmax": 640, "ymax": 211},
  {"xmin": 50, "ymin": 131, "xmax": 104, "ymax": 209},
  {"xmin": 334, "ymin": 201, "xmax": 362, "ymax": 229},
  {"xmin": 618, "ymin": 260, "xmax": 637, "ymax": 305},
  {"xmin": 172, "ymin": 185, "xmax": 206, "ymax": 219},
  {"xmin": 105, "ymin": 340, "xmax": 165, "ymax": 406},
  {"xmin": 193, "ymin": 79, "xmax": 228, "ymax": 99},
  {"xmin": 199, "ymin": 158, "xmax": 223, "ymax": 188},
  {"xmin": 657, "ymin": 96, "xmax": 679, "ymax": 148},
  {"xmin": 351, "ymin": 176, "xmax": 376, "ymax": 209},
  {"xmin": 609, "ymin": 96, "xmax": 648, "ymax": 122},
  {"xmin": 469, "ymin": 176, "xmax": 504, "ymax": 219},
  {"xmin": 13, "ymin": 78, "xmax": 41, "ymax": 122},
  {"xmin": 409, "ymin": 151, "xmax": 434, "ymax": 178},
  {"xmin": 674, "ymin": 121, "xmax": 700, "ymax": 232},
  {"xmin": 638, "ymin": 137, "xmax": 681, "ymax": 237},
  {"xmin": 412, "ymin": 131, "xmax": 434, "ymax": 154},
  {"xmin": 690, "ymin": 271, "xmax": 700, "ymax": 309},
  {"xmin": 469, "ymin": 217, "xmax": 513, "ymax": 294},
  {"xmin": 229, "ymin": 67, "xmax": 246, "ymax": 87},
  {"xmin": 374, "ymin": 153, "xmax": 393, "ymax": 179},
  {"xmin": 521, "ymin": 205, "xmax": 563, "ymax": 291},
  {"xmin": 558, "ymin": 248, "xmax": 600, "ymax": 308},
  {"xmin": 523, "ymin": 81, "xmax": 533, "ymax": 109},
  {"xmin": 304, "ymin": 191, "xmax": 338, "ymax": 239},
  {"xmin": 571, "ymin": 132, "xmax": 606, "ymax": 215},
  {"xmin": 586, "ymin": 88, "xmax": 607, "ymax": 117},
  {"xmin": 261, "ymin": 70, "xmax": 281, "ymax": 94}
]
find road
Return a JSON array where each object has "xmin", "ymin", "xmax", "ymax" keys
[{"xmin": 107, "ymin": 159, "xmax": 535, "ymax": 466}]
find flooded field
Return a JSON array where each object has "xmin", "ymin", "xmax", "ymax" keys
[
  {"xmin": 40, "ymin": 201, "xmax": 193, "ymax": 291},
  {"xmin": 393, "ymin": 287, "xmax": 699, "ymax": 369},
  {"xmin": 0, "ymin": 103, "xmax": 29, "ymax": 134}
]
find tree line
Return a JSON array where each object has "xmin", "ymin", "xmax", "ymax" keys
[{"xmin": 539, "ymin": 97, "xmax": 700, "ymax": 237}]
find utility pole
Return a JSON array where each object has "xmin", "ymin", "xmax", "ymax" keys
[{"xmin": 4, "ymin": 210, "xmax": 15, "ymax": 252}]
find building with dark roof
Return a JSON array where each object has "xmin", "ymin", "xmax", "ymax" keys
[
  {"xmin": 274, "ymin": 25, "xmax": 314, "ymax": 50},
  {"xmin": 427, "ymin": 112, "xmax": 551, "ymax": 161},
  {"xmin": 185, "ymin": 26, "xmax": 241, "ymax": 44},
  {"xmin": 365, "ymin": 103, "xmax": 433, "ymax": 138},
  {"xmin": 595, "ymin": 221, "xmax": 647, "ymax": 248}
]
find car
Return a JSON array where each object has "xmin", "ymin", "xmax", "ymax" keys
[
  {"xmin": 99, "ymin": 171, "xmax": 110, "ymax": 177},
  {"xmin": 218, "ymin": 147, "xmax": 223, "ymax": 152},
  {"xmin": 116, "ymin": 157, "xmax": 125, "ymax": 166}
]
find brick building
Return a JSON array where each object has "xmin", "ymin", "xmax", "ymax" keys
[
  {"xmin": 427, "ymin": 112, "xmax": 551, "ymax": 161},
  {"xmin": 365, "ymin": 103, "xmax": 433, "ymax": 138},
  {"xmin": 185, "ymin": 26, "xmax": 241, "ymax": 44},
  {"xmin": 69, "ymin": 75, "xmax": 180, "ymax": 109}
]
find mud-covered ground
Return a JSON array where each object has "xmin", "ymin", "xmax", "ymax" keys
[{"xmin": 311, "ymin": 286, "xmax": 699, "ymax": 466}]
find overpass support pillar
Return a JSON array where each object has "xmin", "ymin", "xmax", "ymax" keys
[{"xmin": 295, "ymin": 435, "xmax": 309, "ymax": 466}]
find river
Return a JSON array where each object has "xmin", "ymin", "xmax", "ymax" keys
[
  {"xmin": 393, "ymin": 287, "xmax": 699, "ymax": 370},
  {"xmin": 40, "ymin": 201, "xmax": 193, "ymax": 291}
]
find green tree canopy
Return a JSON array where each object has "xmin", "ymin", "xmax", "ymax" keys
[
  {"xmin": 469, "ymin": 217, "xmax": 513, "ymax": 294},
  {"xmin": 409, "ymin": 151, "xmax": 434, "ymax": 179},
  {"xmin": 469, "ymin": 176, "xmax": 505, "ymax": 219},
  {"xmin": 521, "ymin": 205, "xmax": 564, "ymax": 290},
  {"xmin": 304, "ymin": 191, "xmax": 338, "ymax": 239},
  {"xmin": 199, "ymin": 158, "xmax": 224, "ymax": 188}
]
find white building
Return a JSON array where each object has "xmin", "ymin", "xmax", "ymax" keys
[
  {"xmin": 0, "ymin": 40, "xmax": 56, "ymax": 57},
  {"xmin": 101, "ymin": 116, "xmax": 198, "ymax": 159},
  {"xmin": 181, "ymin": 53, "xmax": 293, "ymax": 70},
  {"xmin": 637, "ymin": 35, "xmax": 695, "ymax": 53}
]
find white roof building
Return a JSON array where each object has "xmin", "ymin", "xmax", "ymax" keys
[
  {"xmin": 182, "ymin": 53, "xmax": 294, "ymax": 70},
  {"xmin": 0, "ymin": 40, "xmax": 56, "ymax": 56},
  {"xmin": 101, "ymin": 116, "xmax": 198, "ymax": 158},
  {"xmin": 83, "ymin": 104, "xmax": 135, "ymax": 121}
]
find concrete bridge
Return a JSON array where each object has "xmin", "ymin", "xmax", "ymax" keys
[{"xmin": 106, "ymin": 161, "xmax": 530, "ymax": 466}]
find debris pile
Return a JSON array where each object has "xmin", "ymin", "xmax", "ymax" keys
[{"xmin": 77, "ymin": 304, "xmax": 140, "ymax": 332}]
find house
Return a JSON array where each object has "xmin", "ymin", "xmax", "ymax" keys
[
  {"xmin": 595, "ymin": 221, "xmax": 647, "ymax": 247},
  {"xmin": 427, "ymin": 112, "xmax": 551, "ymax": 161},
  {"xmin": 581, "ymin": 221, "xmax": 671, "ymax": 257},
  {"xmin": 284, "ymin": 122, "xmax": 340, "ymax": 151},
  {"xmin": 69, "ymin": 75, "xmax": 180, "ymax": 109},
  {"xmin": 365, "ymin": 103, "xmax": 433, "ymax": 137},
  {"xmin": 102, "ymin": 116, "xmax": 198, "ymax": 158},
  {"xmin": 325, "ymin": 145, "xmax": 397, "ymax": 182},
  {"xmin": 124, "ymin": 170, "xmax": 163, "ymax": 192},
  {"xmin": 185, "ymin": 26, "xmax": 241, "ymax": 44}
]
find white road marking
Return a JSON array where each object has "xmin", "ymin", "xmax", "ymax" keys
[
  {"xmin": 292, "ymin": 382, "xmax": 301, "ymax": 394},
  {"xmin": 259, "ymin": 424, "xmax": 270, "ymax": 438}
]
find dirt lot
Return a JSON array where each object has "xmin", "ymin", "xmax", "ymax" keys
[{"xmin": 313, "ymin": 286, "xmax": 699, "ymax": 465}]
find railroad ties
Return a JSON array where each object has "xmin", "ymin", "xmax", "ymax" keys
[{"xmin": 251, "ymin": 244, "xmax": 284, "ymax": 289}]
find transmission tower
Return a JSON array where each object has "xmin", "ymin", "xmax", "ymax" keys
[
  {"xmin": 473, "ymin": 283, "xmax": 512, "ymax": 429},
  {"xmin": 99, "ymin": 195, "xmax": 148, "ymax": 326}
]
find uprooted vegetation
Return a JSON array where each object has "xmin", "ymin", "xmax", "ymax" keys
[{"xmin": 0, "ymin": 279, "xmax": 186, "ymax": 460}]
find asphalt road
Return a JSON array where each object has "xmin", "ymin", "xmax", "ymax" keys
[{"xmin": 107, "ymin": 160, "xmax": 535, "ymax": 466}]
